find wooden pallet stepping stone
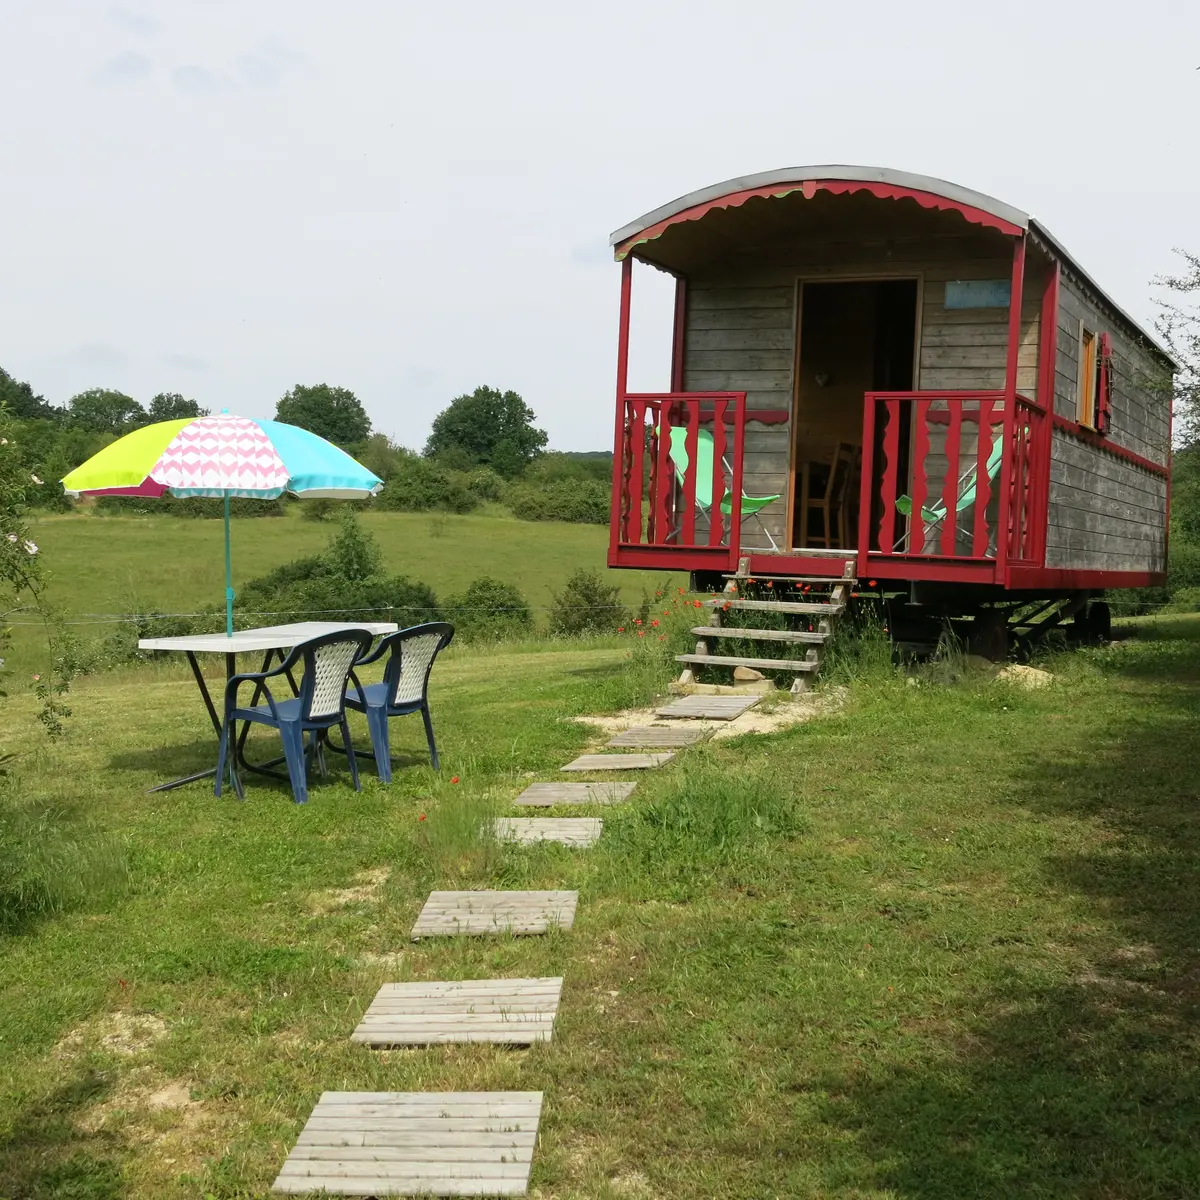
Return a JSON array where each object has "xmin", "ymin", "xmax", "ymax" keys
[
  {"xmin": 351, "ymin": 978, "xmax": 563, "ymax": 1047},
  {"xmin": 607, "ymin": 725, "xmax": 709, "ymax": 748},
  {"xmin": 492, "ymin": 817, "xmax": 602, "ymax": 847},
  {"xmin": 513, "ymin": 781, "xmax": 636, "ymax": 807},
  {"xmin": 656, "ymin": 694, "xmax": 760, "ymax": 720},
  {"xmin": 561, "ymin": 752, "xmax": 673, "ymax": 771},
  {"xmin": 410, "ymin": 891, "xmax": 578, "ymax": 939},
  {"xmin": 272, "ymin": 1090, "xmax": 543, "ymax": 1196}
]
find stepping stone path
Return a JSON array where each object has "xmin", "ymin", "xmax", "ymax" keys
[
  {"xmin": 273, "ymin": 686, "xmax": 768, "ymax": 1194},
  {"xmin": 410, "ymin": 891, "xmax": 578, "ymax": 939},
  {"xmin": 351, "ymin": 978, "xmax": 563, "ymax": 1047},
  {"xmin": 607, "ymin": 725, "xmax": 710, "ymax": 748},
  {"xmin": 562, "ymin": 752, "xmax": 673, "ymax": 771},
  {"xmin": 513, "ymin": 781, "xmax": 636, "ymax": 807},
  {"xmin": 492, "ymin": 817, "xmax": 603, "ymax": 847},
  {"xmin": 273, "ymin": 1090, "xmax": 543, "ymax": 1196},
  {"xmin": 656, "ymin": 694, "xmax": 760, "ymax": 720}
]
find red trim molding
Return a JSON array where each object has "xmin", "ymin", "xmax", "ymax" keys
[
  {"xmin": 615, "ymin": 178, "xmax": 1024, "ymax": 259},
  {"xmin": 1006, "ymin": 567, "xmax": 1167, "ymax": 590},
  {"xmin": 1050, "ymin": 414, "xmax": 1169, "ymax": 477}
]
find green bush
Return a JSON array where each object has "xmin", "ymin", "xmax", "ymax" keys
[
  {"xmin": 548, "ymin": 568, "xmax": 628, "ymax": 636},
  {"xmin": 506, "ymin": 479, "xmax": 609, "ymax": 525},
  {"xmin": 94, "ymin": 495, "xmax": 285, "ymax": 518},
  {"xmin": 375, "ymin": 455, "xmax": 477, "ymax": 514},
  {"xmin": 465, "ymin": 467, "xmax": 505, "ymax": 502},
  {"xmin": 444, "ymin": 577, "xmax": 533, "ymax": 641}
]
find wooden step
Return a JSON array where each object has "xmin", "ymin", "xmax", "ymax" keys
[
  {"xmin": 780, "ymin": 548, "xmax": 857, "ymax": 558},
  {"xmin": 690, "ymin": 626, "xmax": 827, "ymax": 644},
  {"xmin": 705, "ymin": 598, "xmax": 844, "ymax": 615},
  {"xmin": 675, "ymin": 653, "xmax": 820, "ymax": 672}
]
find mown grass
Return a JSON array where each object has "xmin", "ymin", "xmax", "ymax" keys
[
  {"xmin": 0, "ymin": 621, "xmax": 1198, "ymax": 1198},
  {"xmin": 9, "ymin": 508, "xmax": 679, "ymax": 675}
]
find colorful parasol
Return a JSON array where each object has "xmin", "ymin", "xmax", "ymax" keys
[{"xmin": 62, "ymin": 413, "xmax": 384, "ymax": 635}]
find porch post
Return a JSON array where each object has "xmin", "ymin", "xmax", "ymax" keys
[
  {"xmin": 994, "ymin": 234, "xmax": 1027, "ymax": 578},
  {"xmin": 670, "ymin": 276, "xmax": 688, "ymax": 392},
  {"xmin": 608, "ymin": 256, "xmax": 635, "ymax": 560}
]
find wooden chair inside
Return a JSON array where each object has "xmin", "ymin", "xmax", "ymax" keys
[
  {"xmin": 837, "ymin": 444, "xmax": 862, "ymax": 550},
  {"xmin": 800, "ymin": 442, "xmax": 858, "ymax": 549}
]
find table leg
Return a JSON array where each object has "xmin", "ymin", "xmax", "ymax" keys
[{"xmin": 147, "ymin": 651, "xmax": 225, "ymax": 792}]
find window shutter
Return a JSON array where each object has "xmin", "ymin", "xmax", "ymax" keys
[{"xmin": 1096, "ymin": 333, "xmax": 1113, "ymax": 435}]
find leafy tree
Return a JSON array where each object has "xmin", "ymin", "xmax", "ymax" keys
[
  {"xmin": 0, "ymin": 368, "xmax": 61, "ymax": 422},
  {"xmin": 147, "ymin": 392, "xmax": 208, "ymax": 422},
  {"xmin": 67, "ymin": 388, "xmax": 145, "ymax": 434},
  {"xmin": 275, "ymin": 383, "xmax": 371, "ymax": 446},
  {"xmin": 548, "ymin": 568, "xmax": 628, "ymax": 636},
  {"xmin": 1155, "ymin": 249, "xmax": 1200, "ymax": 446},
  {"xmin": 424, "ymin": 386, "xmax": 547, "ymax": 477},
  {"xmin": 325, "ymin": 508, "xmax": 383, "ymax": 582}
]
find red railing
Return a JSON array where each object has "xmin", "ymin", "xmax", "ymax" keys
[
  {"xmin": 610, "ymin": 391, "xmax": 746, "ymax": 564},
  {"xmin": 859, "ymin": 391, "xmax": 1042, "ymax": 568}
]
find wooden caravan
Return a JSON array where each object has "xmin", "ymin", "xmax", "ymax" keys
[{"xmin": 607, "ymin": 166, "xmax": 1174, "ymax": 616}]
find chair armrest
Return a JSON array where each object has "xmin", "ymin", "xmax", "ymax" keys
[
  {"xmin": 224, "ymin": 670, "xmax": 283, "ymax": 721},
  {"xmin": 346, "ymin": 669, "xmax": 370, "ymax": 709}
]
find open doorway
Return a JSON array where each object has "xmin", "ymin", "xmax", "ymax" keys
[{"xmin": 789, "ymin": 278, "xmax": 919, "ymax": 549}]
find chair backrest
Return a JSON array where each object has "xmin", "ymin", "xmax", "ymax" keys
[
  {"xmin": 667, "ymin": 427, "xmax": 716, "ymax": 509},
  {"xmin": 294, "ymin": 629, "xmax": 374, "ymax": 722},
  {"xmin": 379, "ymin": 622, "xmax": 456, "ymax": 709},
  {"xmin": 954, "ymin": 432, "xmax": 1006, "ymax": 513},
  {"xmin": 823, "ymin": 442, "xmax": 856, "ymax": 504}
]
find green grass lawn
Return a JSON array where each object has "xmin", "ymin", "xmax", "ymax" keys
[
  {"xmin": 1, "ymin": 622, "xmax": 1199, "ymax": 1198},
  {"xmin": 11, "ymin": 508, "xmax": 677, "ymax": 675}
]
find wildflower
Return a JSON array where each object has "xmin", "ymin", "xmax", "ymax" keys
[
  {"xmin": 617, "ymin": 627, "xmax": 625, "ymax": 633},
  {"xmin": 0, "ymin": 438, "xmax": 7, "ymax": 445},
  {"xmin": 658, "ymin": 635, "xmax": 666, "ymax": 641},
  {"xmin": 765, "ymin": 581, "xmax": 773, "ymax": 588},
  {"xmin": 869, "ymin": 579, "xmax": 877, "ymax": 588},
  {"xmin": 651, "ymin": 620, "xmax": 659, "ymax": 628},
  {"xmin": 730, "ymin": 583, "xmax": 738, "ymax": 591},
  {"xmin": 30, "ymin": 474, "xmax": 42, "ymax": 485},
  {"xmin": 655, "ymin": 591, "xmax": 662, "ymax": 598},
  {"xmin": 31, "ymin": 673, "xmax": 40, "ymax": 681},
  {"xmin": 662, "ymin": 609, "xmax": 669, "ymax": 615},
  {"xmin": 678, "ymin": 587, "xmax": 685, "ymax": 595},
  {"xmin": 5, "ymin": 534, "xmax": 15, "ymax": 543},
  {"xmin": 638, "ymin": 631, "xmax": 645, "ymax": 638},
  {"xmin": 635, "ymin": 619, "xmax": 642, "ymax": 626},
  {"xmin": 693, "ymin": 600, "xmax": 702, "ymax": 609},
  {"xmin": 23, "ymin": 540, "xmax": 37, "ymax": 555},
  {"xmin": 118, "ymin": 978, "xmax": 128, "ymax": 990},
  {"xmin": 450, "ymin": 775, "xmax": 460, "ymax": 784},
  {"xmin": 419, "ymin": 813, "xmax": 426, "ymax": 821}
]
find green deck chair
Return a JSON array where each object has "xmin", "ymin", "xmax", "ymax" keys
[
  {"xmin": 894, "ymin": 430, "xmax": 1004, "ymax": 551},
  {"xmin": 666, "ymin": 427, "xmax": 780, "ymax": 551}
]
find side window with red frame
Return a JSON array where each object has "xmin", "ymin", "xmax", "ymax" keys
[{"xmin": 1095, "ymin": 332, "xmax": 1113, "ymax": 435}]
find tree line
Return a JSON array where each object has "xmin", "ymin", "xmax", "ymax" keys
[{"xmin": 0, "ymin": 372, "xmax": 612, "ymax": 524}]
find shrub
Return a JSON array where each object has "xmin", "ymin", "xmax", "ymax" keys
[
  {"xmin": 325, "ymin": 508, "xmax": 383, "ymax": 581},
  {"xmin": 94, "ymin": 495, "xmax": 285, "ymax": 519},
  {"xmin": 465, "ymin": 467, "xmax": 505, "ymax": 502},
  {"xmin": 548, "ymin": 568, "xmax": 628, "ymax": 636},
  {"xmin": 300, "ymin": 498, "xmax": 337, "ymax": 521},
  {"xmin": 444, "ymin": 577, "xmax": 533, "ymax": 641},
  {"xmin": 375, "ymin": 455, "xmax": 477, "ymax": 514},
  {"xmin": 506, "ymin": 479, "xmax": 609, "ymax": 525}
]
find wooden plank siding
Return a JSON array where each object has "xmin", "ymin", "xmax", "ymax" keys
[
  {"xmin": 681, "ymin": 238, "xmax": 1040, "ymax": 551},
  {"xmin": 1046, "ymin": 267, "xmax": 1171, "ymax": 573}
]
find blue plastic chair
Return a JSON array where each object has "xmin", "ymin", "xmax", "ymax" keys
[
  {"xmin": 343, "ymin": 622, "xmax": 455, "ymax": 780},
  {"xmin": 215, "ymin": 628, "xmax": 373, "ymax": 804}
]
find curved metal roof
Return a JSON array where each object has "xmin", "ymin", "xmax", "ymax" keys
[{"xmin": 609, "ymin": 164, "xmax": 1029, "ymax": 248}]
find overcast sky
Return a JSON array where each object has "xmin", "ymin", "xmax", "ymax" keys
[{"xmin": 2, "ymin": 1, "xmax": 1197, "ymax": 450}]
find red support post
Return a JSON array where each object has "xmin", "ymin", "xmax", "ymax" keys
[
  {"xmin": 728, "ymin": 392, "xmax": 745, "ymax": 567},
  {"xmin": 608, "ymin": 257, "xmax": 634, "ymax": 559},
  {"xmin": 858, "ymin": 394, "xmax": 878, "ymax": 568},
  {"xmin": 681, "ymin": 401, "xmax": 700, "ymax": 545},
  {"xmin": 877, "ymin": 399, "xmax": 901, "ymax": 554},
  {"xmin": 710, "ymin": 398, "xmax": 727, "ymax": 546},
  {"xmin": 940, "ymin": 401, "xmax": 961, "ymax": 557},
  {"xmin": 626, "ymin": 399, "xmax": 646, "ymax": 543},
  {"xmin": 910, "ymin": 400, "xmax": 930, "ymax": 554},
  {"xmin": 653, "ymin": 399, "xmax": 672, "ymax": 545},
  {"xmin": 995, "ymin": 235, "xmax": 1027, "ymax": 578}
]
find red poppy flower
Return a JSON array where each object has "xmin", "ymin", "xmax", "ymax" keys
[
  {"xmin": 450, "ymin": 776, "xmax": 460, "ymax": 784},
  {"xmin": 638, "ymin": 631, "xmax": 645, "ymax": 637},
  {"xmin": 617, "ymin": 627, "xmax": 625, "ymax": 633},
  {"xmin": 869, "ymin": 579, "xmax": 877, "ymax": 587},
  {"xmin": 651, "ymin": 619, "xmax": 659, "ymax": 627},
  {"xmin": 418, "ymin": 813, "xmax": 427, "ymax": 821},
  {"xmin": 635, "ymin": 619, "xmax": 642, "ymax": 625}
]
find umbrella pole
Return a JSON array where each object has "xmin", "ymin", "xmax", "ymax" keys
[{"xmin": 224, "ymin": 494, "xmax": 234, "ymax": 637}]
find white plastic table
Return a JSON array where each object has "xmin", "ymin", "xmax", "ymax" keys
[{"xmin": 138, "ymin": 621, "xmax": 398, "ymax": 792}]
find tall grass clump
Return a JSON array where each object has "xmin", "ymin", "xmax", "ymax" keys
[
  {"xmin": 0, "ymin": 790, "xmax": 126, "ymax": 932},
  {"xmin": 598, "ymin": 759, "xmax": 809, "ymax": 898},
  {"xmin": 820, "ymin": 599, "xmax": 897, "ymax": 686},
  {"xmin": 411, "ymin": 783, "xmax": 503, "ymax": 886}
]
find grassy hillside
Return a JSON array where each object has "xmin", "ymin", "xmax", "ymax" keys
[{"xmin": 11, "ymin": 508, "xmax": 679, "ymax": 673}]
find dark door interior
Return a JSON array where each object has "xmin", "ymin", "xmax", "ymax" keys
[{"xmin": 791, "ymin": 279, "xmax": 918, "ymax": 548}]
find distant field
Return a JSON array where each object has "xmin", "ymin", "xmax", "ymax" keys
[{"xmin": 13, "ymin": 508, "xmax": 680, "ymax": 672}]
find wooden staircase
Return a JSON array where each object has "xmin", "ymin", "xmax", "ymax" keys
[{"xmin": 676, "ymin": 555, "xmax": 857, "ymax": 693}]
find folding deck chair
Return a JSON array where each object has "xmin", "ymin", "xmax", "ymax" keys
[
  {"xmin": 666, "ymin": 427, "xmax": 781, "ymax": 551},
  {"xmin": 894, "ymin": 430, "xmax": 1005, "ymax": 553}
]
